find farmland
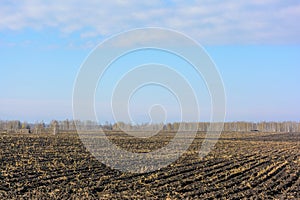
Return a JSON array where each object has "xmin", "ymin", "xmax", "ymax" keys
[{"xmin": 0, "ymin": 131, "xmax": 299, "ymax": 199}]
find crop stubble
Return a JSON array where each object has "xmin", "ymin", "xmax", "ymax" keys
[{"xmin": 0, "ymin": 131, "xmax": 299, "ymax": 199}]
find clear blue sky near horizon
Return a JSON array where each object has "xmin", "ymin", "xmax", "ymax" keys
[{"xmin": 0, "ymin": 1, "xmax": 299, "ymax": 123}]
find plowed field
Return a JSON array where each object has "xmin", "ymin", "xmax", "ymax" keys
[{"xmin": 0, "ymin": 131, "xmax": 299, "ymax": 199}]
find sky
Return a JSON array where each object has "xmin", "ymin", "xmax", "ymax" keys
[{"xmin": 0, "ymin": 0, "xmax": 299, "ymax": 123}]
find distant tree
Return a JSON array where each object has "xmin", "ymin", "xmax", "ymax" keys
[{"xmin": 51, "ymin": 120, "xmax": 59, "ymax": 135}]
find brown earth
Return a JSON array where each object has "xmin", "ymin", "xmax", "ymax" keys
[{"xmin": 0, "ymin": 131, "xmax": 299, "ymax": 199}]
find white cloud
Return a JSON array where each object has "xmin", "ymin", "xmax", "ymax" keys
[{"xmin": 0, "ymin": 0, "xmax": 299, "ymax": 45}]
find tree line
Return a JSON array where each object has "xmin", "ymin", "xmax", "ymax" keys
[{"xmin": 1, "ymin": 120, "xmax": 300, "ymax": 134}]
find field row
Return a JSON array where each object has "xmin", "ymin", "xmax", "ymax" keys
[{"xmin": 0, "ymin": 132, "xmax": 299, "ymax": 199}]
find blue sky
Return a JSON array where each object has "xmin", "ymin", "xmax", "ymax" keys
[{"xmin": 0, "ymin": 0, "xmax": 299, "ymax": 123}]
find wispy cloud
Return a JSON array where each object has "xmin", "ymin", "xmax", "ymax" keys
[{"xmin": 0, "ymin": 0, "xmax": 299, "ymax": 45}]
